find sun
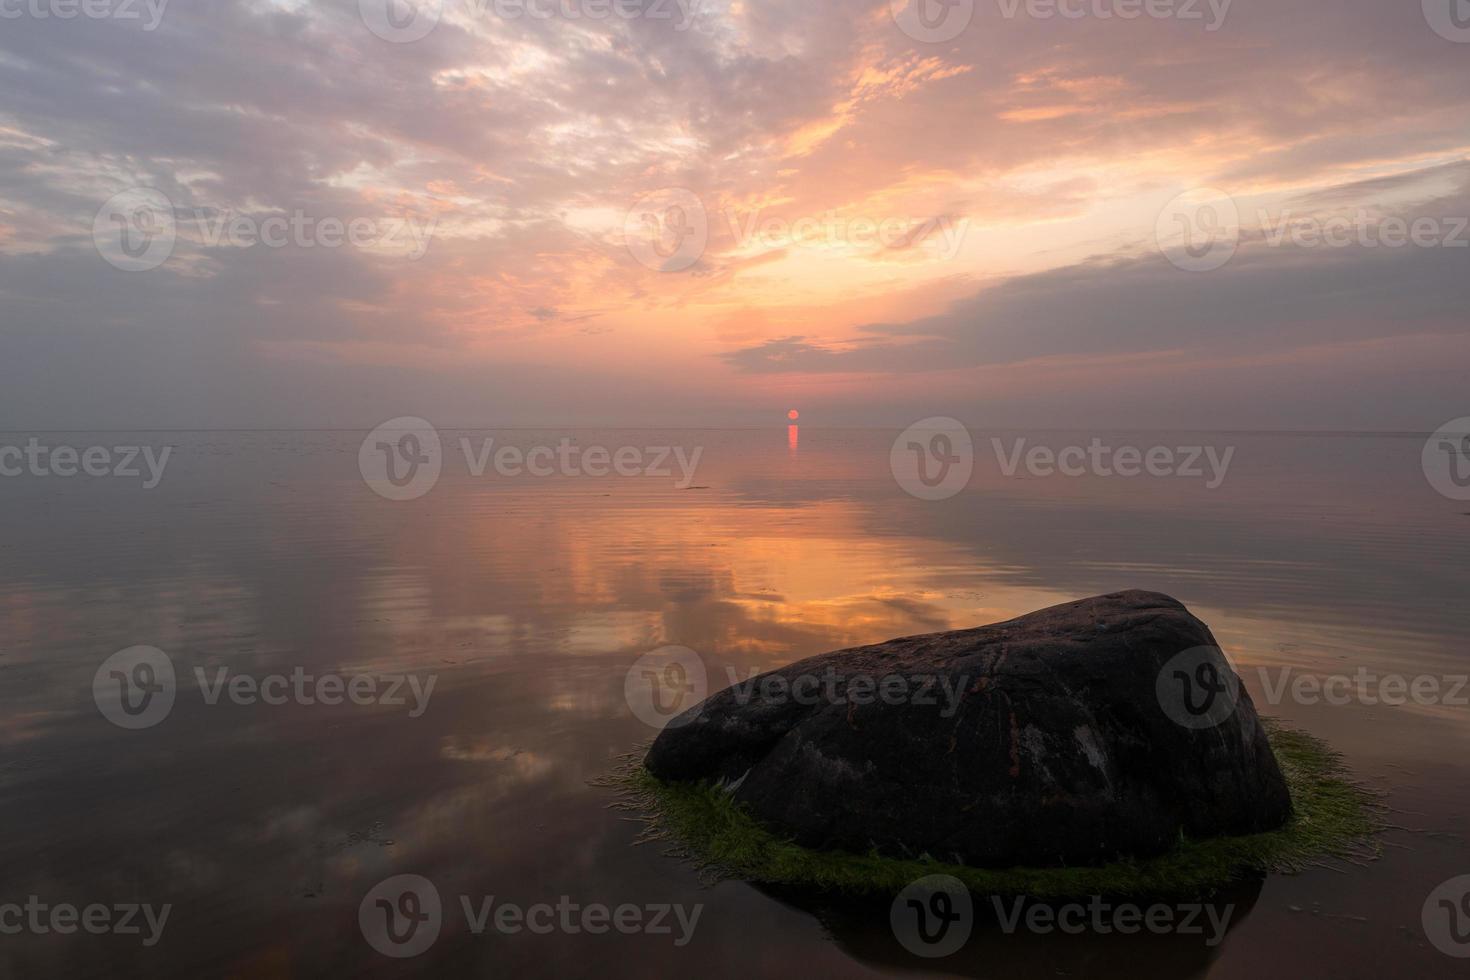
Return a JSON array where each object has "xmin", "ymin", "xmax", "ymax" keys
[{"xmin": 788, "ymin": 409, "xmax": 800, "ymax": 422}]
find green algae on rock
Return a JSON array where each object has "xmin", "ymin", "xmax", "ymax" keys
[{"xmin": 603, "ymin": 721, "xmax": 1382, "ymax": 898}]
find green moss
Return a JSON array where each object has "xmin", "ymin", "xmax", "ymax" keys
[{"xmin": 598, "ymin": 720, "xmax": 1383, "ymax": 897}]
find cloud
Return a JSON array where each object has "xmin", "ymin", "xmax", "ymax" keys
[
  {"xmin": 722, "ymin": 161, "xmax": 1470, "ymax": 378},
  {"xmin": 2, "ymin": 0, "xmax": 1469, "ymax": 427}
]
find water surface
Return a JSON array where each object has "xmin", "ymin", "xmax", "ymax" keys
[{"xmin": 1, "ymin": 429, "xmax": 1466, "ymax": 977}]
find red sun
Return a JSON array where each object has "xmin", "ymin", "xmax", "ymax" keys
[{"xmin": 787, "ymin": 409, "xmax": 800, "ymax": 422}]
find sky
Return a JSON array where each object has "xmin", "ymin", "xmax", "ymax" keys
[{"xmin": 1, "ymin": 0, "xmax": 1468, "ymax": 430}]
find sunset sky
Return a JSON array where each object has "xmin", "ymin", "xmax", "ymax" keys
[{"xmin": 2, "ymin": 0, "xmax": 1468, "ymax": 429}]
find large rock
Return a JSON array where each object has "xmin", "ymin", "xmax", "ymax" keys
[{"xmin": 645, "ymin": 591, "xmax": 1291, "ymax": 868}]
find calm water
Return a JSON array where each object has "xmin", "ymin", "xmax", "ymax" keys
[{"xmin": 1, "ymin": 428, "xmax": 1466, "ymax": 978}]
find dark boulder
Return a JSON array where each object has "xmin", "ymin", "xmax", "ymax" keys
[{"xmin": 645, "ymin": 591, "xmax": 1291, "ymax": 868}]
